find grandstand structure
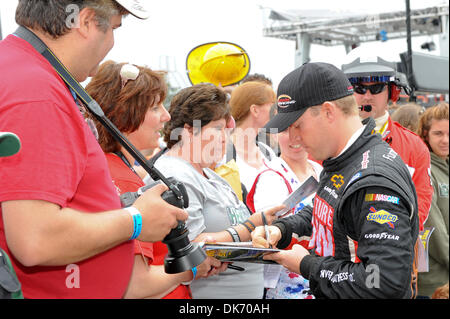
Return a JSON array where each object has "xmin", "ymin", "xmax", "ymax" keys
[{"xmin": 260, "ymin": 3, "xmax": 449, "ymax": 67}]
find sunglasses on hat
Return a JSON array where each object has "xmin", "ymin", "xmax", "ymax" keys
[{"xmin": 352, "ymin": 83, "xmax": 387, "ymax": 95}]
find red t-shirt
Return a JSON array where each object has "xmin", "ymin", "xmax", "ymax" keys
[
  {"xmin": 0, "ymin": 35, "xmax": 134, "ymax": 298},
  {"xmin": 105, "ymin": 153, "xmax": 191, "ymax": 299}
]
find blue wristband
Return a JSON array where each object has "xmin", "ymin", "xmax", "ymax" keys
[
  {"xmin": 125, "ymin": 207, "xmax": 142, "ymax": 240},
  {"xmin": 191, "ymin": 266, "xmax": 198, "ymax": 280}
]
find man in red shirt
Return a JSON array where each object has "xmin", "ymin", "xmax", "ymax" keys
[
  {"xmin": 0, "ymin": 0, "xmax": 187, "ymax": 299},
  {"xmin": 342, "ymin": 53, "xmax": 433, "ymax": 231}
]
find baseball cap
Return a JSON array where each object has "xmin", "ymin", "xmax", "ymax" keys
[
  {"xmin": 0, "ymin": 132, "xmax": 21, "ymax": 157},
  {"xmin": 341, "ymin": 56, "xmax": 397, "ymax": 82},
  {"xmin": 114, "ymin": 0, "xmax": 150, "ymax": 19},
  {"xmin": 264, "ymin": 62, "xmax": 354, "ymax": 132}
]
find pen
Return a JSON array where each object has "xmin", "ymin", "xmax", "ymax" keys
[
  {"xmin": 228, "ymin": 264, "xmax": 245, "ymax": 271},
  {"xmin": 261, "ymin": 212, "xmax": 272, "ymax": 248}
]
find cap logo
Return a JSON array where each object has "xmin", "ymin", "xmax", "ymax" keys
[
  {"xmin": 278, "ymin": 95, "xmax": 296, "ymax": 109},
  {"xmin": 130, "ymin": 0, "xmax": 146, "ymax": 13}
]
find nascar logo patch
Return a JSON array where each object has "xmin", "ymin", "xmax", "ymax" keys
[
  {"xmin": 365, "ymin": 193, "xmax": 399, "ymax": 204},
  {"xmin": 366, "ymin": 207, "xmax": 398, "ymax": 229}
]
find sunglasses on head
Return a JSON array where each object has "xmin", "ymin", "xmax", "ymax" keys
[{"xmin": 353, "ymin": 83, "xmax": 387, "ymax": 95}]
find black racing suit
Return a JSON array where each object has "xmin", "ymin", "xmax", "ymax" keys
[{"xmin": 273, "ymin": 118, "xmax": 419, "ymax": 299}]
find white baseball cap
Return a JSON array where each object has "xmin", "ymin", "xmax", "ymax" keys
[{"xmin": 114, "ymin": 0, "xmax": 150, "ymax": 19}]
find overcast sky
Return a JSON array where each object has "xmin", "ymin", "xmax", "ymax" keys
[{"xmin": 1, "ymin": 0, "xmax": 448, "ymax": 88}]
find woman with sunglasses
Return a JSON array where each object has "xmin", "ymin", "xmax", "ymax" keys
[
  {"xmin": 86, "ymin": 61, "xmax": 224, "ymax": 299},
  {"xmin": 342, "ymin": 53, "xmax": 433, "ymax": 233}
]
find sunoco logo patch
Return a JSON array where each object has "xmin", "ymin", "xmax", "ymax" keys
[
  {"xmin": 278, "ymin": 95, "xmax": 296, "ymax": 109},
  {"xmin": 366, "ymin": 207, "xmax": 398, "ymax": 229}
]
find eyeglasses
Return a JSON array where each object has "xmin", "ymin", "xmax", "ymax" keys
[{"xmin": 352, "ymin": 83, "xmax": 387, "ymax": 95}]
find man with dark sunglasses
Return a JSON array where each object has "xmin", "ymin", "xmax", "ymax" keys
[
  {"xmin": 342, "ymin": 52, "xmax": 433, "ymax": 234},
  {"xmin": 352, "ymin": 82, "xmax": 388, "ymax": 95}
]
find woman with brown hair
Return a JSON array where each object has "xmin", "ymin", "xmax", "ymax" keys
[
  {"xmin": 86, "ymin": 61, "xmax": 222, "ymax": 299},
  {"xmin": 416, "ymin": 102, "xmax": 449, "ymax": 298},
  {"xmin": 148, "ymin": 84, "xmax": 283, "ymax": 299},
  {"xmin": 225, "ymin": 81, "xmax": 278, "ymax": 194}
]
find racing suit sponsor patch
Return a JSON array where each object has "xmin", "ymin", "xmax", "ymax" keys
[
  {"xmin": 348, "ymin": 172, "xmax": 361, "ymax": 185},
  {"xmin": 320, "ymin": 269, "xmax": 355, "ymax": 283},
  {"xmin": 382, "ymin": 148, "xmax": 398, "ymax": 161},
  {"xmin": 309, "ymin": 196, "xmax": 335, "ymax": 256},
  {"xmin": 324, "ymin": 186, "xmax": 338, "ymax": 199},
  {"xmin": 331, "ymin": 174, "xmax": 344, "ymax": 189},
  {"xmin": 364, "ymin": 193, "xmax": 399, "ymax": 204},
  {"xmin": 361, "ymin": 150, "xmax": 370, "ymax": 169},
  {"xmin": 364, "ymin": 232, "xmax": 399, "ymax": 241},
  {"xmin": 366, "ymin": 207, "xmax": 398, "ymax": 229}
]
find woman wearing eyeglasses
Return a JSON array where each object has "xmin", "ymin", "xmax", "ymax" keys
[{"xmin": 86, "ymin": 61, "xmax": 224, "ymax": 299}]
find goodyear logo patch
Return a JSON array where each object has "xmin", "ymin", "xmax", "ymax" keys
[
  {"xmin": 366, "ymin": 207, "xmax": 398, "ymax": 229},
  {"xmin": 365, "ymin": 193, "xmax": 399, "ymax": 205}
]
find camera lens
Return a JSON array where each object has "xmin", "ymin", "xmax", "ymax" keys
[{"xmin": 161, "ymin": 181, "xmax": 206, "ymax": 273}]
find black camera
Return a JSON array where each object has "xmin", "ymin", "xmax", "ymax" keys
[{"xmin": 120, "ymin": 177, "xmax": 206, "ymax": 274}]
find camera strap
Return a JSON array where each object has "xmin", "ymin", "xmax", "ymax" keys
[
  {"xmin": 115, "ymin": 151, "xmax": 139, "ymax": 177},
  {"xmin": 13, "ymin": 26, "xmax": 178, "ymax": 194}
]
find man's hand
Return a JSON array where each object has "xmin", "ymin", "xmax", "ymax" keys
[
  {"xmin": 263, "ymin": 244, "xmax": 310, "ymax": 275},
  {"xmin": 133, "ymin": 183, "xmax": 188, "ymax": 242},
  {"xmin": 251, "ymin": 225, "xmax": 282, "ymax": 248}
]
